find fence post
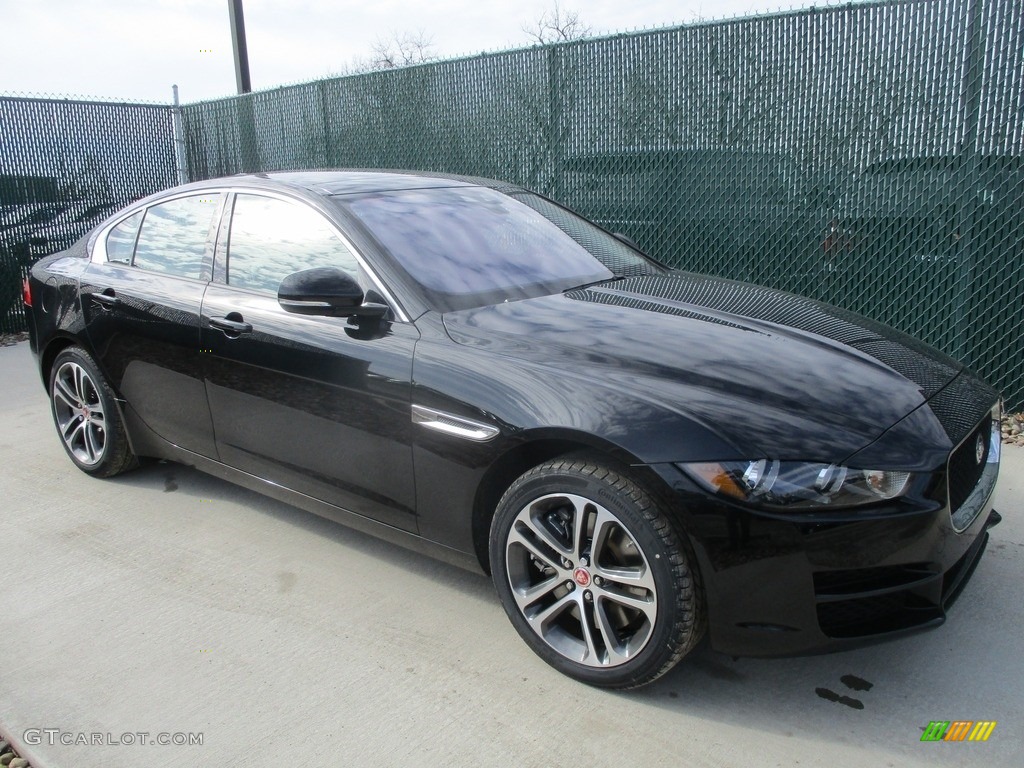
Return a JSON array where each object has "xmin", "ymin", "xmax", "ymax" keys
[{"xmin": 171, "ymin": 85, "xmax": 188, "ymax": 185}]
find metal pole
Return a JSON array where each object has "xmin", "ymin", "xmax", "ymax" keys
[
  {"xmin": 227, "ymin": 0, "xmax": 259, "ymax": 173},
  {"xmin": 171, "ymin": 85, "xmax": 188, "ymax": 185},
  {"xmin": 228, "ymin": 0, "xmax": 252, "ymax": 94}
]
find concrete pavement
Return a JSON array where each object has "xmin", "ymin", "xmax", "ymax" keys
[{"xmin": 0, "ymin": 340, "xmax": 1021, "ymax": 768}]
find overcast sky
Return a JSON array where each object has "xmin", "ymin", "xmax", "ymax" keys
[{"xmin": 1, "ymin": 0, "xmax": 860, "ymax": 105}]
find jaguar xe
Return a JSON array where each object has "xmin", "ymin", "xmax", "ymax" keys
[{"xmin": 24, "ymin": 171, "xmax": 1002, "ymax": 688}]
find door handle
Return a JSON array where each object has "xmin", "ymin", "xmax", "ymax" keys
[
  {"xmin": 90, "ymin": 290, "xmax": 119, "ymax": 310},
  {"xmin": 209, "ymin": 314, "xmax": 253, "ymax": 337}
]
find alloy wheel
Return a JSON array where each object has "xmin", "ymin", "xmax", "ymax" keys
[
  {"xmin": 504, "ymin": 492, "xmax": 658, "ymax": 668},
  {"xmin": 51, "ymin": 360, "xmax": 107, "ymax": 466}
]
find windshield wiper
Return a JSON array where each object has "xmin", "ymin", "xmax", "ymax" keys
[{"xmin": 565, "ymin": 275, "xmax": 628, "ymax": 292}]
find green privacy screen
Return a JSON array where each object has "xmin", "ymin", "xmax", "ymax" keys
[
  {"xmin": 0, "ymin": 96, "xmax": 177, "ymax": 334},
  {"xmin": 3, "ymin": 0, "xmax": 1023, "ymax": 408},
  {"xmin": 180, "ymin": 0, "xmax": 1024, "ymax": 407}
]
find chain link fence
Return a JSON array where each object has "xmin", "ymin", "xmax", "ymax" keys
[
  {"xmin": 2, "ymin": 0, "xmax": 1022, "ymax": 408},
  {"xmin": 179, "ymin": 0, "xmax": 1024, "ymax": 407},
  {"xmin": 0, "ymin": 96, "xmax": 177, "ymax": 334}
]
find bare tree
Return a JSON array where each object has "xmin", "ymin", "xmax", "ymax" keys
[
  {"xmin": 523, "ymin": 1, "xmax": 592, "ymax": 44},
  {"xmin": 368, "ymin": 30, "xmax": 436, "ymax": 70}
]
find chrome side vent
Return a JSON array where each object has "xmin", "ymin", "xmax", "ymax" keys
[{"xmin": 411, "ymin": 405, "xmax": 499, "ymax": 442}]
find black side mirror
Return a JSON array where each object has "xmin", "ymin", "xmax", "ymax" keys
[{"xmin": 278, "ymin": 267, "xmax": 387, "ymax": 319}]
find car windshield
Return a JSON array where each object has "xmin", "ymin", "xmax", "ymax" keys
[{"xmin": 335, "ymin": 186, "xmax": 660, "ymax": 311}]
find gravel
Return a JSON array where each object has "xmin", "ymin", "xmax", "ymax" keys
[
  {"xmin": 1002, "ymin": 411, "xmax": 1024, "ymax": 447},
  {"xmin": 0, "ymin": 747, "xmax": 29, "ymax": 767},
  {"xmin": 1, "ymin": 733, "xmax": 34, "ymax": 767}
]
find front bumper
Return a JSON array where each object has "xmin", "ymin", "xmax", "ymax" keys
[{"xmin": 649, "ymin": 458, "xmax": 1001, "ymax": 658}]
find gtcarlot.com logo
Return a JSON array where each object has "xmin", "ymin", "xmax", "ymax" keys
[
  {"xmin": 23, "ymin": 730, "xmax": 203, "ymax": 747},
  {"xmin": 921, "ymin": 721, "xmax": 997, "ymax": 742}
]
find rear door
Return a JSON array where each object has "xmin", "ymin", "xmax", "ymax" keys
[
  {"xmin": 81, "ymin": 192, "xmax": 223, "ymax": 457},
  {"xmin": 200, "ymin": 191, "xmax": 419, "ymax": 531}
]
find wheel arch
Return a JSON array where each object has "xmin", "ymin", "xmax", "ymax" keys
[
  {"xmin": 39, "ymin": 334, "xmax": 81, "ymax": 390},
  {"xmin": 470, "ymin": 429, "xmax": 657, "ymax": 574}
]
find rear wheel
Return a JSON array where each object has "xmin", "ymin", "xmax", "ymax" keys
[
  {"xmin": 49, "ymin": 346, "xmax": 137, "ymax": 477},
  {"xmin": 490, "ymin": 457, "xmax": 704, "ymax": 689}
]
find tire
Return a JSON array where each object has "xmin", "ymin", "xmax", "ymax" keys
[
  {"xmin": 48, "ymin": 346, "xmax": 137, "ymax": 478},
  {"xmin": 489, "ymin": 456, "xmax": 705, "ymax": 689}
]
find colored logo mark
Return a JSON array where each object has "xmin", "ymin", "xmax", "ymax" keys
[{"xmin": 921, "ymin": 721, "xmax": 997, "ymax": 742}]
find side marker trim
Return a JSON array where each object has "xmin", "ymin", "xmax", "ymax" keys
[{"xmin": 411, "ymin": 404, "xmax": 499, "ymax": 442}]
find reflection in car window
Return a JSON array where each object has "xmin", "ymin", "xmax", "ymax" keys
[
  {"xmin": 338, "ymin": 186, "xmax": 657, "ymax": 311},
  {"xmin": 133, "ymin": 194, "xmax": 220, "ymax": 278},
  {"xmin": 105, "ymin": 212, "xmax": 142, "ymax": 264},
  {"xmin": 226, "ymin": 194, "xmax": 360, "ymax": 294}
]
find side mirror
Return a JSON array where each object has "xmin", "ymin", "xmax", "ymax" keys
[{"xmin": 278, "ymin": 267, "xmax": 387, "ymax": 319}]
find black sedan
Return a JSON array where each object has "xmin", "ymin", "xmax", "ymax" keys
[{"xmin": 24, "ymin": 171, "xmax": 1002, "ymax": 689}]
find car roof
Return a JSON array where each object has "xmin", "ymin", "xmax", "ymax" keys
[
  {"xmin": 115, "ymin": 171, "xmax": 530, "ymax": 217},
  {"xmin": 205, "ymin": 170, "xmax": 527, "ymax": 197}
]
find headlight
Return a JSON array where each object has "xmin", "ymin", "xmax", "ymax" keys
[{"xmin": 679, "ymin": 460, "xmax": 912, "ymax": 509}]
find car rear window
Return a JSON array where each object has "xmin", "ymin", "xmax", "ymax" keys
[{"xmin": 133, "ymin": 194, "xmax": 220, "ymax": 279}]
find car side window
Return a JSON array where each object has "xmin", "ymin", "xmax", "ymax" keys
[
  {"xmin": 226, "ymin": 194, "xmax": 360, "ymax": 294},
  {"xmin": 133, "ymin": 194, "xmax": 220, "ymax": 278},
  {"xmin": 105, "ymin": 211, "xmax": 142, "ymax": 264}
]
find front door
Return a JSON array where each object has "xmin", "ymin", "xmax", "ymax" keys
[{"xmin": 200, "ymin": 191, "xmax": 419, "ymax": 531}]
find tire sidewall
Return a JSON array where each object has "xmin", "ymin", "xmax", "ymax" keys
[{"xmin": 490, "ymin": 463, "xmax": 692, "ymax": 688}]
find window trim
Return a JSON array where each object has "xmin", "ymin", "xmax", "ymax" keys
[
  {"xmin": 92, "ymin": 189, "xmax": 230, "ymax": 285},
  {"xmin": 215, "ymin": 188, "xmax": 410, "ymax": 323},
  {"xmin": 89, "ymin": 185, "xmax": 409, "ymax": 322},
  {"xmin": 102, "ymin": 209, "xmax": 144, "ymax": 266}
]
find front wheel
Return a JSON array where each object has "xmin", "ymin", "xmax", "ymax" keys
[
  {"xmin": 489, "ymin": 457, "xmax": 705, "ymax": 689},
  {"xmin": 49, "ymin": 346, "xmax": 137, "ymax": 477}
]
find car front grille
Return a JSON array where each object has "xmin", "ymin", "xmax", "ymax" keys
[
  {"xmin": 815, "ymin": 591, "xmax": 943, "ymax": 638},
  {"xmin": 948, "ymin": 419, "xmax": 991, "ymax": 514},
  {"xmin": 947, "ymin": 414, "xmax": 999, "ymax": 532}
]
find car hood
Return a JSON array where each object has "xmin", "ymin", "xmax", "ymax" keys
[{"xmin": 442, "ymin": 272, "xmax": 964, "ymax": 462}]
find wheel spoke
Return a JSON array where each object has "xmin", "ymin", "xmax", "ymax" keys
[
  {"xmin": 595, "ymin": 563, "xmax": 656, "ymax": 593},
  {"xmin": 569, "ymin": 495, "xmax": 592, "ymax": 560},
  {"xmin": 527, "ymin": 590, "xmax": 577, "ymax": 631},
  {"xmin": 54, "ymin": 377, "xmax": 79, "ymax": 409},
  {"xmin": 591, "ymin": 509, "xmax": 657, "ymax": 592},
  {"xmin": 595, "ymin": 584, "xmax": 657, "ymax": 623},
  {"xmin": 593, "ymin": 600, "xmax": 631, "ymax": 665},
  {"xmin": 62, "ymin": 417, "xmax": 82, "ymax": 442},
  {"xmin": 73, "ymin": 364, "xmax": 88, "ymax": 403},
  {"xmin": 588, "ymin": 506, "xmax": 619, "ymax": 564},
  {"xmin": 84, "ymin": 423, "xmax": 103, "ymax": 462},
  {"xmin": 515, "ymin": 507, "xmax": 573, "ymax": 560},
  {"xmin": 579, "ymin": 601, "xmax": 604, "ymax": 663},
  {"xmin": 507, "ymin": 521, "xmax": 564, "ymax": 572},
  {"xmin": 511, "ymin": 574, "xmax": 562, "ymax": 613}
]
